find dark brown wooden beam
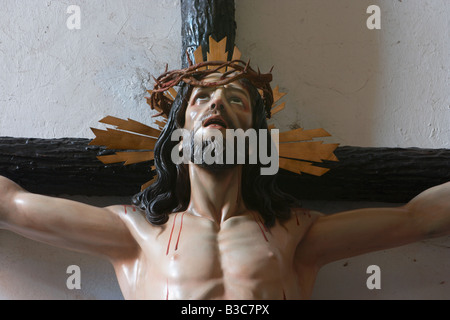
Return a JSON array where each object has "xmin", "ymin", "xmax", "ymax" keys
[
  {"xmin": 1, "ymin": 136, "xmax": 448, "ymax": 202},
  {"xmin": 0, "ymin": 137, "xmax": 152, "ymax": 197},
  {"xmin": 181, "ymin": 0, "xmax": 236, "ymax": 68},
  {"xmin": 276, "ymin": 146, "xmax": 450, "ymax": 203}
]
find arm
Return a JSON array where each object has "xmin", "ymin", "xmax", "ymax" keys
[
  {"xmin": 296, "ymin": 182, "xmax": 450, "ymax": 268},
  {"xmin": 0, "ymin": 176, "xmax": 139, "ymax": 261}
]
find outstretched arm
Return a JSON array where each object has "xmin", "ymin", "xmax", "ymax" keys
[
  {"xmin": 296, "ymin": 182, "xmax": 450, "ymax": 268},
  {"xmin": 0, "ymin": 176, "xmax": 138, "ymax": 261}
]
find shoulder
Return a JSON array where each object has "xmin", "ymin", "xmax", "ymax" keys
[
  {"xmin": 290, "ymin": 207, "xmax": 324, "ymax": 226},
  {"xmin": 106, "ymin": 204, "xmax": 149, "ymax": 222},
  {"xmin": 106, "ymin": 204, "xmax": 159, "ymax": 237},
  {"xmin": 106, "ymin": 204, "xmax": 143, "ymax": 216},
  {"xmin": 274, "ymin": 207, "xmax": 323, "ymax": 239}
]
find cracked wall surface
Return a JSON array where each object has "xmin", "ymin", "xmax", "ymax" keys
[{"xmin": 0, "ymin": 0, "xmax": 180, "ymax": 139}]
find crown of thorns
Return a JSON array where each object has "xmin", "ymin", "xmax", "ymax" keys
[{"xmin": 148, "ymin": 58, "xmax": 275, "ymax": 119}]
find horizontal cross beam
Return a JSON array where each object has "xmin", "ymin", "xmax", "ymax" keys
[{"xmin": 1, "ymin": 137, "xmax": 448, "ymax": 203}]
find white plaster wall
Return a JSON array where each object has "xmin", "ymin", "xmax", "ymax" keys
[
  {"xmin": 0, "ymin": 0, "xmax": 180, "ymax": 138},
  {"xmin": 235, "ymin": 0, "xmax": 450, "ymax": 148},
  {"xmin": 0, "ymin": 0, "xmax": 449, "ymax": 300}
]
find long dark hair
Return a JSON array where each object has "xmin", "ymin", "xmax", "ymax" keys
[{"xmin": 132, "ymin": 80, "xmax": 300, "ymax": 227}]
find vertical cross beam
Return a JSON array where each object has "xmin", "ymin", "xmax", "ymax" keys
[{"xmin": 180, "ymin": 0, "xmax": 236, "ymax": 68}]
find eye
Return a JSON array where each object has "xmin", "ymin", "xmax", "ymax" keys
[
  {"xmin": 229, "ymin": 96, "xmax": 244, "ymax": 105},
  {"xmin": 195, "ymin": 93, "xmax": 210, "ymax": 104}
]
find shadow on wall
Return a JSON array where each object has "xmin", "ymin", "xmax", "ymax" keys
[{"xmin": 235, "ymin": 0, "xmax": 381, "ymax": 147}]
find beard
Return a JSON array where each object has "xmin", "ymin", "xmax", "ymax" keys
[
  {"xmin": 189, "ymin": 130, "xmax": 239, "ymax": 171},
  {"xmin": 186, "ymin": 131, "xmax": 258, "ymax": 172}
]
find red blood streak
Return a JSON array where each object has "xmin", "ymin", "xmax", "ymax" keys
[
  {"xmin": 166, "ymin": 279, "xmax": 169, "ymax": 300},
  {"xmin": 123, "ymin": 205, "xmax": 136, "ymax": 214},
  {"xmin": 295, "ymin": 212, "xmax": 300, "ymax": 225},
  {"xmin": 166, "ymin": 213, "xmax": 179, "ymax": 255},
  {"xmin": 252, "ymin": 212, "xmax": 268, "ymax": 242},
  {"xmin": 175, "ymin": 212, "xmax": 186, "ymax": 251},
  {"xmin": 257, "ymin": 215, "xmax": 269, "ymax": 233},
  {"xmin": 302, "ymin": 208, "xmax": 311, "ymax": 218}
]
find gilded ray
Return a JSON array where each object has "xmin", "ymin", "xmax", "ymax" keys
[
  {"xmin": 99, "ymin": 116, "xmax": 161, "ymax": 138},
  {"xmin": 168, "ymin": 87, "xmax": 178, "ymax": 100},
  {"xmin": 231, "ymin": 46, "xmax": 241, "ymax": 61},
  {"xmin": 279, "ymin": 157, "xmax": 330, "ymax": 176},
  {"xmin": 193, "ymin": 45, "xmax": 206, "ymax": 70},
  {"xmin": 89, "ymin": 128, "xmax": 157, "ymax": 150},
  {"xmin": 155, "ymin": 120, "xmax": 166, "ymax": 129},
  {"xmin": 279, "ymin": 128, "xmax": 332, "ymax": 143},
  {"xmin": 272, "ymin": 86, "xmax": 287, "ymax": 104},
  {"xmin": 141, "ymin": 175, "xmax": 157, "ymax": 191},
  {"xmin": 226, "ymin": 46, "xmax": 242, "ymax": 73},
  {"xmin": 163, "ymin": 87, "xmax": 178, "ymax": 101},
  {"xmin": 270, "ymin": 102, "xmax": 285, "ymax": 116},
  {"xmin": 278, "ymin": 141, "xmax": 339, "ymax": 163},
  {"xmin": 207, "ymin": 36, "xmax": 228, "ymax": 62},
  {"xmin": 207, "ymin": 36, "xmax": 228, "ymax": 72},
  {"xmin": 97, "ymin": 151, "xmax": 155, "ymax": 166}
]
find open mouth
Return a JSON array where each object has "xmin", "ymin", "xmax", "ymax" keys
[{"xmin": 203, "ymin": 116, "xmax": 228, "ymax": 129}]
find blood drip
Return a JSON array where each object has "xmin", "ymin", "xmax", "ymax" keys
[
  {"xmin": 251, "ymin": 212, "xmax": 268, "ymax": 242},
  {"xmin": 166, "ymin": 279, "xmax": 169, "ymax": 300},
  {"xmin": 166, "ymin": 213, "xmax": 179, "ymax": 255},
  {"xmin": 123, "ymin": 205, "xmax": 136, "ymax": 214},
  {"xmin": 175, "ymin": 212, "xmax": 186, "ymax": 250}
]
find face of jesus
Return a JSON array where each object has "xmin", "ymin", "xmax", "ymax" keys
[
  {"xmin": 184, "ymin": 73, "xmax": 253, "ymax": 134},
  {"xmin": 180, "ymin": 73, "xmax": 255, "ymax": 169}
]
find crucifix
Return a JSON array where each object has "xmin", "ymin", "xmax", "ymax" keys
[{"xmin": 0, "ymin": 0, "xmax": 449, "ymax": 301}]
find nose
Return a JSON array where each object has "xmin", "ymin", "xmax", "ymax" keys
[
  {"xmin": 210, "ymin": 102, "xmax": 224, "ymax": 111},
  {"xmin": 209, "ymin": 88, "xmax": 226, "ymax": 112}
]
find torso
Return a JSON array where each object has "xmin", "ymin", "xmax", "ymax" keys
[{"xmin": 111, "ymin": 205, "xmax": 320, "ymax": 300}]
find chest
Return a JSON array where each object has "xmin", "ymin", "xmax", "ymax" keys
[
  {"xmin": 140, "ymin": 214, "xmax": 298, "ymax": 298},
  {"xmin": 115, "ymin": 208, "xmax": 318, "ymax": 299}
]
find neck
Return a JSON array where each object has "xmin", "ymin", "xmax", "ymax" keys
[{"xmin": 187, "ymin": 163, "xmax": 247, "ymax": 224}]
